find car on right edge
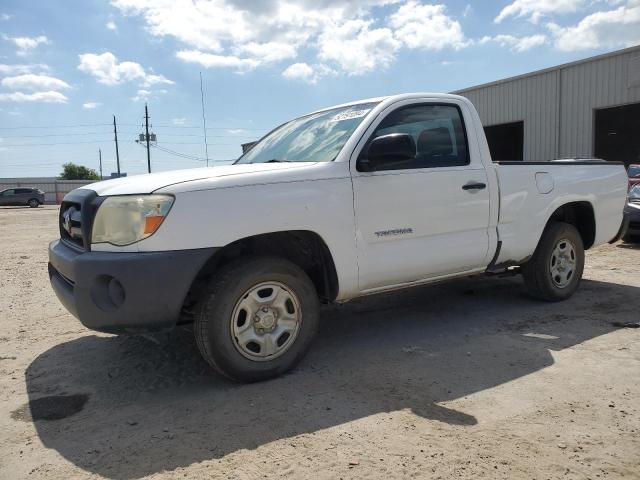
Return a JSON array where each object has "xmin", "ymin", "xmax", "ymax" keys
[{"xmin": 623, "ymin": 184, "xmax": 640, "ymax": 242}]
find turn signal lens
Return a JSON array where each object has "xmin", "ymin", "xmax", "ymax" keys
[{"xmin": 144, "ymin": 215, "xmax": 165, "ymax": 234}]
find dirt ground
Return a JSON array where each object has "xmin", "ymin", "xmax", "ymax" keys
[{"xmin": 0, "ymin": 205, "xmax": 638, "ymax": 480}]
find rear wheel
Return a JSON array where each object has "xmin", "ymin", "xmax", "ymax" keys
[
  {"xmin": 194, "ymin": 256, "xmax": 320, "ymax": 382},
  {"xmin": 522, "ymin": 222, "xmax": 584, "ymax": 302},
  {"xmin": 28, "ymin": 198, "xmax": 40, "ymax": 208}
]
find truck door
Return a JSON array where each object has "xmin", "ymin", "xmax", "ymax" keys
[{"xmin": 351, "ymin": 101, "xmax": 491, "ymax": 291}]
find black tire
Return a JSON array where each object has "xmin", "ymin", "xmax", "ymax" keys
[
  {"xmin": 194, "ymin": 256, "xmax": 320, "ymax": 382},
  {"xmin": 522, "ymin": 222, "xmax": 584, "ymax": 302},
  {"xmin": 28, "ymin": 198, "xmax": 40, "ymax": 208}
]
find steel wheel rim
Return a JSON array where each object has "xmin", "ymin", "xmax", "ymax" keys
[
  {"xmin": 549, "ymin": 238, "xmax": 577, "ymax": 288},
  {"xmin": 230, "ymin": 281, "xmax": 302, "ymax": 362}
]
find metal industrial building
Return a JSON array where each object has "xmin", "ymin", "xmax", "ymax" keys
[{"xmin": 454, "ymin": 45, "xmax": 640, "ymax": 166}]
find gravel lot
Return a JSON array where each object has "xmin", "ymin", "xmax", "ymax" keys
[{"xmin": 0, "ymin": 205, "xmax": 639, "ymax": 480}]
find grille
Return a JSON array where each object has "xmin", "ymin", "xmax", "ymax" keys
[
  {"xmin": 59, "ymin": 189, "xmax": 98, "ymax": 251},
  {"xmin": 60, "ymin": 201, "xmax": 84, "ymax": 249}
]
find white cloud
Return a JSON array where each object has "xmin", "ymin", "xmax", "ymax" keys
[
  {"xmin": 282, "ymin": 62, "xmax": 336, "ymax": 84},
  {"xmin": 1, "ymin": 74, "xmax": 70, "ymax": 91},
  {"xmin": 112, "ymin": 0, "xmax": 401, "ymax": 52},
  {"xmin": 77, "ymin": 52, "xmax": 173, "ymax": 86},
  {"xmin": 318, "ymin": 20, "xmax": 400, "ymax": 75},
  {"xmin": 172, "ymin": 117, "xmax": 186, "ymax": 125},
  {"xmin": 0, "ymin": 91, "xmax": 68, "ymax": 103},
  {"xmin": 462, "ymin": 4, "xmax": 473, "ymax": 18},
  {"xmin": 234, "ymin": 41, "xmax": 297, "ymax": 63},
  {"xmin": 4, "ymin": 35, "xmax": 49, "ymax": 56},
  {"xmin": 106, "ymin": 20, "xmax": 118, "ymax": 31},
  {"xmin": 548, "ymin": 2, "xmax": 640, "ymax": 50},
  {"xmin": 0, "ymin": 63, "xmax": 49, "ymax": 75},
  {"xmin": 1, "ymin": 13, "xmax": 13, "ymax": 21},
  {"xmin": 132, "ymin": 88, "xmax": 151, "ymax": 102},
  {"xmin": 282, "ymin": 62, "xmax": 314, "ymax": 80},
  {"xmin": 113, "ymin": 0, "xmax": 249, "ymax": 51},
  {"xmin": 390, "ymin": 2, "xmax": 469, "ymax": 50},
  {"xmin": 141, "ymin": 73, "xmax": 173, "ymax": 87},
  {"xmin": 112, "ymin": 0, "xmax": 471, "ymax": 78},
  {"xmin": 175, "ymin": 50, "xmax": 259, "ymax": 72},
  {"xmin": 83, "ymin": 101, "xmax": 102, "ymax": 109},
  {"xmin": 177, "ymin": 41, "xmax": 296, "ymax": 72},
  {"xmin": 480, "ymin": 34, "xmax": 547, "ymax": 51},
  {"xmin": 495, "ymin": 0, "xmax": 585, "ymax": 24},
  {"xmin": 132, "ymin": 87, "xmax": 168, "ymax": 102}
]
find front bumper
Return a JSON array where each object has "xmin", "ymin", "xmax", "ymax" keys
[{"xmin": 48, "ymin": 239, "xmax": 217, "ymax": 334}]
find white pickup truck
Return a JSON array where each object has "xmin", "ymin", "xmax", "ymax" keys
[{"xmin": 48, "ymin": 93, "xmax": 628, "ymax": 381}]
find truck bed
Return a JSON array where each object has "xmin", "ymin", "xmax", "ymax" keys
[{"xmin": 492, "ymin": 160, "xmax": 627, "ymax": 266}]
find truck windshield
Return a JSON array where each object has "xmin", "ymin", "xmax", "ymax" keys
[{"xmin": 236, "ymin": 102, "xmax": 379, "ymax": 164}]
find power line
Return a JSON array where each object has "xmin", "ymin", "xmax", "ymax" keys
[
  {"xmin": 1, "ymin": 139, "xmax": 246, "ymax": 147},
  {"xmin": 0, "ymin": 131, "xmax": 113, "ymax": 138},
  {"xmin": 151, "ymin": 144, "xmax": 205, "ymax": 161},
  {"xmin": 1, "ymin": 140, "xmax": 113, "ymax": 147},
  {"xmin": 149, "ymin": 143, "xmax": 236, "ymax": 164},
  {"xmin": 0, "ymin": 131, "xmax": 259, "ymax": 139},
  {"xmin": 0, "ymin": 123, "xmax": 112, "ymax": 130},
  {"xmin": 156, "ymin": 141, "xmax": 241, "ymax": 145},
  {"xmin": 119, "ymin": 124, "xmax": 269, "ymax": 131}
]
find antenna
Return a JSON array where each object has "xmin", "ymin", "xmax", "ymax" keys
[
  {"xmin": 199, "ymin": 71, "xmax": 210, "ymax": 167},
  {"xmin": 113, "ymin": 115, "xmax": 121, "ymax": 175}
]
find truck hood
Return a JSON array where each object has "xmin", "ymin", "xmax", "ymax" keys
[{"xmin": 84, "ymin": 162, "xmax": 312, "ymax": 196}]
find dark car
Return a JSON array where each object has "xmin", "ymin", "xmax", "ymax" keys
[
  {"xmin": 623, "ymin": 184, "xmax": 640, "ymax": 242},
  {"xmin": 628, "ymin": 164, "xmax": 640, "ymax": 191},
  {"xmin": 0, "ymin": 187, "xmax": 45, "ymax": 207}
]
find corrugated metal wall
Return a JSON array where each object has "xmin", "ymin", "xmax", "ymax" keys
[
  {"xmin": 455, "ymin": 46, "xmax": 640, "ymax": 161},
  {"xmin": 0, "ymin": 178, "xmax": 92, "ymax": 204}
]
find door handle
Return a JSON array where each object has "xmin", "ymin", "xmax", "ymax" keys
[{"xmin": 462, "ymin": 182, "xmax": 487, "ymax": 191}]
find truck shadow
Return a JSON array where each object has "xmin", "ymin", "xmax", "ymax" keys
[{"xmin": 22, "ymin": 276, "xmax": 635, "ymax": 479}]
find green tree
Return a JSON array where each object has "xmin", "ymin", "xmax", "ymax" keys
[{"xmin": 58, "ymin": 163, "xmax": 100, "ymax": 180}]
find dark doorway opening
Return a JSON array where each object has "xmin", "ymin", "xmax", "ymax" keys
[
  {"xmin": 594, "ymin": 102, "xmax": 640, "ymax": 167},
  {"xmin": 484, "ymin": 121, "xmax": 524, "ymax": 161}
]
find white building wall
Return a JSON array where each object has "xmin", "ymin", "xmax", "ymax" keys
[{"xmin": 454, "ymin": 45, "xmax": 640, "ymax": 162}]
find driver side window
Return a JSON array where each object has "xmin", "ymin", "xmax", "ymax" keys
[{"xmin": 370, "ymin": 104, "xmax": 469, "ymax": 171}]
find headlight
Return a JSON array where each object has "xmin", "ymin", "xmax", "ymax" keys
[{"xmin": 91, "ymin": 194, "xmax": 174, "ymax": 246}]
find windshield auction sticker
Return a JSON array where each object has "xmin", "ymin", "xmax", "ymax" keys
[{"xmin": 329, "ymin": 108, "xmax": 371, "ymax": 122}]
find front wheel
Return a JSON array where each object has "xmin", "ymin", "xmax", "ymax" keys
[
  {"xmin": 522, "ymin": 222, "xmax": 585, "ymax": 302},
  {"xmin": 194, "ymin": 256, "xmax": 320, "ymax": 382}
]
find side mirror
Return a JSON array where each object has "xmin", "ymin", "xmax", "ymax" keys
[{"xmin": 357, "ymin": 133, "xmax": 416, "ymax": 172}]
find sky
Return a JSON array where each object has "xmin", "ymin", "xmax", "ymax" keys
[{"xmin": 1, "ymin": 0, "xmax": 639, "ymax": 178}]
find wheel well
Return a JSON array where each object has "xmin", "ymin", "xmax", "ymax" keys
[
  {"xmin": 548, "ymin": 201, "xmax": 596, "ymax": 249},
  {"xmin": 182, "ymin": 231, "xmax": 339, "ymax": 318}
]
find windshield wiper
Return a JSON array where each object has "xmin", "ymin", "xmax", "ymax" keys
[{"xmin": 251, "ymin": 158, "xmax": 293, "ymax": 164}]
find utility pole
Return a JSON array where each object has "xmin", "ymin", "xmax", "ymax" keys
[
  {"xmin": 200, "ymin": 72, "xmax": 210, "ymax": 167},
  {"xmin": 113, "ymin": 115, "xmax": 121, "ymax": 176},
  {"xmin": 98, "ymin": 148, "xmax": 103, "ymax": 180},
  {"xmin": 145, "ymin": 103, "xmax": 152, "ymax": 173}
]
